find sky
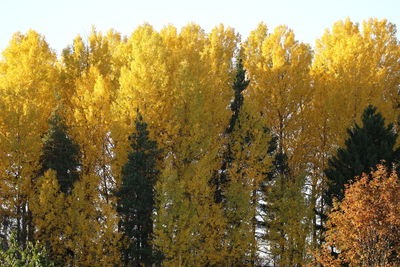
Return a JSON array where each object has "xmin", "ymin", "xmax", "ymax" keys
[{"xmin": 0, "ymin": 0, "xmax": 399, "ymax": 54}]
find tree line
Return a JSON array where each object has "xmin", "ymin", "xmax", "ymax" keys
[{"xmin": 0, "ymin": 18, "xmax": 400, "ymax": 266}]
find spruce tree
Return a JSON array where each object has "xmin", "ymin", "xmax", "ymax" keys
[
  {"xmin": 116, "ymin": 114, "xmax": 161, "ymax": 266},
  {"xmin": 213, "ymin": 54, "xmax": 250, "ymax": 204},
  {"xmin": 39, "ymin": 114, "xmax": 80, "ymax": 194},
  {"xmin": 324, "ymin": 105, "xmax": 400, "ymax": 206}
]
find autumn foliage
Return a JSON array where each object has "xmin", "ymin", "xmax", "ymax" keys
[
  {"xmin": 317, "ymin": 165, "xmax": 400, "ymax": 266},
  {"xmin": 0, "ymin": 18, "xmax": 400, "ymax": 266}
]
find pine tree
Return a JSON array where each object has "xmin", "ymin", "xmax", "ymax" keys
[
  {"xmin": 39, "ymin": 113, "xmax": 80, "ymax": 194},
  {"xmin": 324, "ymin": 105, "xmax": 400, "ymax": 206},
  {"xmin": 116, "ymin": 114, "xmax": 161, "ymax": 266}
]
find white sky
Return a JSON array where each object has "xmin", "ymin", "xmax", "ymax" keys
[{"xmin": 0, "ymin": 0, "xmax": 399, "ymax": 54}]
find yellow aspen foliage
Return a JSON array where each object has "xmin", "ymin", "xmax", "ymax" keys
[
  {"xmin": 32, "ymin": 172, "xmax": 121, "ymax": 266},
  {"xmin": 155, "ymin": 24, "xmax": 239, "ymax": 266},
  {"xmin": 311, "ymin": 18, "xmax": 400, "ymax": 150},
  {"xmin": 243, "ymin": 23, "xmax": 312, "ymax": 263},
  {"xmin": 112, "ymin": 23, "xmax": 170, "ymax": 177},
  {"xmin": 362, "ymin": 18, "xmax": 400, "ymax": 115},
  {"xmin": 66, "ymin": 69, "xmax": 121, "ymax": 264},
  {"xmin": 116, "ymin": 23, "xmax": 237, "ymax": 151},
  {"xmin": 60, "ymin": 28, "xmax": 124, "ymax": 122},
  {"xmin": 105, "ymin": 29, "xmax": 129, "ymax": 88},
  {"xmin": 30, "ymin": 170, "xmax": 69, "ymax": 262},
  {"xmin": 59, "ymin": 35, "xmax": 88, "ymax": 112},
  {"xmin": 57, "ymin": 29, "xmax": 124, "ymax": 265},
  {"xmin": 70, "ymin": 67, "xmax": 115, "ymax": 196},
  {"xmin": 0, "ymin": 30, "xmax": 58, "ymax": 242},
  {"xmin": 61, "ymin": 28, "xmax": 116, "ymax": 84},
  {"xmin": 243, "ymin": 23, "xmax": 313, "ymax": 175},
  {"xmin": 205, "ymin": 24, "xmax": 239, "ymax": 126},
  {"xmin": 87, "ymin": 27, "xmax": 113, "ymax": 77},
  {"xmin": 61, "ymin": 29, "xmax": 127, "ymax": 201},
  {"xmin": 65, "ymin": 174, "xmax": 120, "ymax": 266}
]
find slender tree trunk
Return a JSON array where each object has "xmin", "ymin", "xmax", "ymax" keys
[
  {"xmin": 311, "ymin": 175, "xmax": 317, "ymax": 250},
  {"xmin": 251, "ymin": 188, "xmax": 257, "ymax": 266}
]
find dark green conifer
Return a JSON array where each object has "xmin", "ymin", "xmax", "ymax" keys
[
  {"xmin": 324, "ymin": 105, "xmax": 400, "ymax": 206},
  {"xmin": 213, "ymin": 54, "xmax": 250, "ymax": 204},
  {"xmin": 39, "ymin": 114, "xmax": 80, "ymax": 194},
  {"xmin": 116, "ymin": 114, "xmax": 161, "ymax": 267}
]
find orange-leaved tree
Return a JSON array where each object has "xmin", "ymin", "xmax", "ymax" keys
[{"xmin": 317, "ymin": 165, "xmax": 400, "ymax": 266}]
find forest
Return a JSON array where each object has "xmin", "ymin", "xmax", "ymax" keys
[{"xmin": 1, "ymin": 17, "xmax": 400, "ymax": 266}]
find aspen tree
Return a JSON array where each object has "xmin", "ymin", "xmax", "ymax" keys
[
  {"xmin": 243, "ymin": 24, "xmax": 313, "ymax": 264},
  {"xmin": 0, "ymin": 30, "xmax": 58, "ymax": 245},
  {"xmin": 243, "ymin": 23, "xmax": 313, "ymax": 175},
  {"xmin": 59, "ymin": 29, "xmax": 124, "ymax": 265},
  {"xmin": 31, "ymin": 170, "xmax": 69, "ymax": 264}
]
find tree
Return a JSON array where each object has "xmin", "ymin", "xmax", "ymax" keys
[
  {"xmin": 260, "ymin": 139, "xmax": 310, "ymax": 266},
  {"xmin": 0, "ymin": 232, "xmax": 55, "ymax": 267},
  {"xmin": 317, "ymin": 165, "xmax": 400, "ymax": 266},
  {"xmin": 222, "ymin": 102, "xmax": 271, "ymax": 265},
  {"xmin": 309, "ymin": 17, "xmax": 400, "ymax": 250},
  {"xmin": 1, "ymin": 20, "xmax": 397, "ymax": 265},
  {"xmin": 243, "ymin": 23, "xmax": 313, "ymax": 264},
  {"xmin": 39, "ymin": 113, "xmax": 80, "ymax": 194},
  {"xmin": 211, "ymin": 54, "xmax": 274, "ymax": 265},
  {"xmin": 324, "ymin": 105, "xmax": 399, "ymax": 206},
  {"xmin": 312, "ymin": 18, "xmax": 400, "ymax": 130},
  {"xmin": 212, "ymin": 53, "xmax": 249, "ymax": 204},
  {"xmin": 65, "ymin": 173, "xmax": 121, "ymax": 266},
  {"xmin": 243, "ymin": 23, "xmax": 313, "ymax": 176},
  {"xmin": 0, "ymin": 30, "xmax": 58, "ymax": 246},
  {"xmin": 116, "ymin": 115, "xmax": 161, "ymax": 266},
  {"xmin": 261, "ymin": 174, "xmax": 310, "ymax": 266},
  {"xmin": 114, "ymin": 23, "xmax": 239, "ymax": 265},
  {"xmin": 30, "ymin": 170, "xmax": 70, "ymax": 264},
  {"xmin": 70, "ymin": 67, "xmax": 115, "ymax": 199},
  {"xmin": 61, "ymin": 28, "xmax": 125, "ymax": 201}
]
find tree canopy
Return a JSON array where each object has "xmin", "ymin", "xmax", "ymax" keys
[{"xmin": 0, "ymin": 19, "xmax": 400, "ymax": 266}]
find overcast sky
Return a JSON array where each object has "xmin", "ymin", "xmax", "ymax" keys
[{"xmin": 1, "ymin": 0, "xmax": 399, "ymax": 54}]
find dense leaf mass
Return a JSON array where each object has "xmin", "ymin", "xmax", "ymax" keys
[{"xmin": 0, "ymin": 18, "xmax": 399, "ymax": 266}]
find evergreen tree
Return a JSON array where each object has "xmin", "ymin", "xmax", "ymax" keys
[
  {"xmin": 324, "ymin": 105, "xmax": 400, "ymax": 206},
  {"xmin": 116, "ymin": 114, "xmax": 161, "ymax": 266},
  {"xmin": 260, "ymin": 137, "xmax": 310, "ymax": 266},
  {"xmin": 39, "ymin": 113, "xmax": 81, "ymax": 194},
  {"xmin": 213, "ymin": 54, "xmax": 250, "ymax": 204}
]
